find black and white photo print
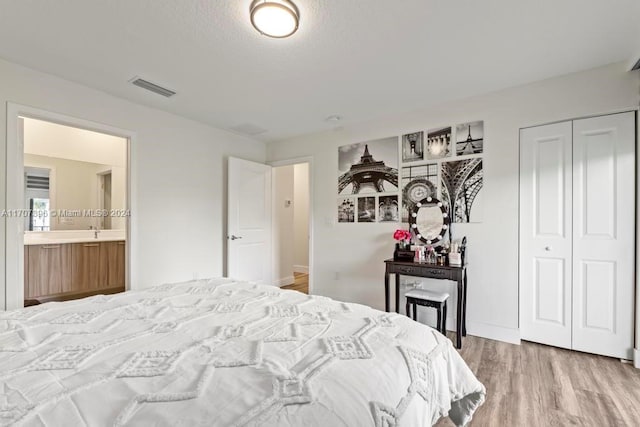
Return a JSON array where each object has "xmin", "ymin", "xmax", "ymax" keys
[
  {"xmin": 402, "ymin": 131, "xmax": 424, "ymax": 162},
  {"xmin": 401, "ymin": 164, "xmax": 438, "ymax": 222},
  {"xmin": 357, "ymin": 197, "xmax": 376, "ymax": 222},
  {"xmin": 337, "ymin": 197, "xmax": 355, "ymax": 223},
  {"xmin": 426, "ymin": 127, "xmax": 451, "ymax": 160},
  {"xmin": 338, "ymin": 137, "xmax": 398, "ymax": 195},
  {"xmin": 440, "ymin": 158, "xmax": 483, "ymax": 223},
  {"xmin": 378, "ymin": 195, "xmax": 399, "ymax": 222},
  {"xmin": 455, "ymin": 121, "xmax": 484, "ymax": 155}
]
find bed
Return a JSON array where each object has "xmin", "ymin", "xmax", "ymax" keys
[{"xmin": 0, "ymin": 278, "xmax": 485, "ymax": 426}]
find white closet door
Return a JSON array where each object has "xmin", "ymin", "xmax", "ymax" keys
[
  {"xmin": 572, "ymin": 112, "xmax": 635, "ymax": 359},
  {"xmin": 520, "ymin": 121, "xmax": 573, "ymax": 349}
]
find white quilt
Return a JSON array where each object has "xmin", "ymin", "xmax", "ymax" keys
[{"xmin": 0, "ymin": 278, "xmax": 485, "ymax": 426}]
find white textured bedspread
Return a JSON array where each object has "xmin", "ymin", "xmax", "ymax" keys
[{"xmin": 0, "ymin": 278, "xmax": 485, "ymax": 426}]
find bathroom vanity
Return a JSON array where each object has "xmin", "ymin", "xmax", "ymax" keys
[{"xmin": 24, "ymin": 231, "xmax": 126, "ymax": 303}]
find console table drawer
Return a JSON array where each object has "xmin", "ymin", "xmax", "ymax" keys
[{"xmin": 391, "ymin": 264, "xmax": 452, "ymax": 279}]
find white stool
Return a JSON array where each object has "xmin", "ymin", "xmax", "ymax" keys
[{"xmin": 405, "ymin": 289, "xmax": 449, "ymax": 335}]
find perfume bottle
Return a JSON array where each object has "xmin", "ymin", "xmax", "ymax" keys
[{"xmin": 426, "ymin": 246, "xmax": 436, "ymax": 264}]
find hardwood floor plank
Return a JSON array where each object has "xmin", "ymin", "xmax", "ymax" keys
[
  {"xmin": 435, "ymin": 335, "xmax": 639, "ymax": 426},
  {"xmin": 281, "ymin": 273, "xmax": 308, "ymax": 294}
]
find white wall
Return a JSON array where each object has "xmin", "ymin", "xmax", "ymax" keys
[
  {"xmin": 267, "ymin": 62, "xmax": 640, "ymax": 344},
  {"xmin": 272, "ymin": 165, "xmax": 295, "ymax": 285},
  {"xmin": 0, "ymin": 57, "xmax": 265, "ymax": 309},
  {"xmin": 293, "ymin": 163, "xmax": 309, "ymax": 272}
]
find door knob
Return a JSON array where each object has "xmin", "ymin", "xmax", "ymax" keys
[
  {"xmin": 544, "ymin": 246, "xmax": 552, "ymax": 251},
  {"xmin": 229, "ymin": 235, "xmax": 242, "ymax": 240}
]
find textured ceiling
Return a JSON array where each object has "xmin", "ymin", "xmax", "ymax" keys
[{"xmin": 0, "ymin": 0, "xmax": 638, "ymax": 142}]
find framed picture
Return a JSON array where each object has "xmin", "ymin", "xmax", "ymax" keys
[
  {"xmin": 357, "ymin": 196, "xmax": 376, "ymax": 222},
  {"xmin": 338, "ymin": 137, "xmax": 398, "ymax": 195},
  {"xmin": 441, "ymin": 158, "xmax": 483, "ymax": 223},
  {"xmin": 426, "ymin": 127, "xmax": 451, "ymax": 160},
  {"xmin": 455, "ymin": 121, "xmax": 484, "ymax": 155},
  {"xmin": 378, "ymin": 195, "xmax": 399, "ymax": 222},
  {"xmin": 402, "ymin": 131, "xmax": 424, "ymax": 163},
  {"xmin": 401, "ymin": 164, "xmax": 438, "ymax": 222},
  {"xmin": 337, "ymin": 197, "xmax": 355, "ymax": 223}
]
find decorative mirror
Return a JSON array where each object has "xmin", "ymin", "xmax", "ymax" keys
[{"xmin": 408, "ymin": 196, "xmax": 449, "ymax": 246}]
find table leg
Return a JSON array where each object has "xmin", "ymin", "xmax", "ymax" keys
[
  {"xmin": 462, "ymin": 269, "xmax": 468, "ymax": 336},
  {"xmin": 395, "ymin": 274, "xmax": 400, "ymax": 314},
  {"xmin": 456, "ymin": 278, "xmax": 463, "ymax": 349},
  {"xmin": 384, "ymin": 271, "xmax": 390, "ymax": 312}
]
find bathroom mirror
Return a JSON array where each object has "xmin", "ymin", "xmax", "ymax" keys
[
  {"xmin": 409, "ymin": 196, "xmax": 449, "ymax": 246},
  {"xmin": 23, "ymin": 117, "xmax": 128, "ymax": 231}
]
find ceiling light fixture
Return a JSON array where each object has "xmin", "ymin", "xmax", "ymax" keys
[{"xmin": 250, "ymin": 0, "xmax": 299, "ymax": 38}]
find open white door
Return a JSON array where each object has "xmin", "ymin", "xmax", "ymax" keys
[{"xmin": 227, "ymin": 157, "xmax": 272, "ymax": 285}]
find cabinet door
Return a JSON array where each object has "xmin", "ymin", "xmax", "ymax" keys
[
  {"xmin": 26, "ymin": 244, "xmax": 72, "ymax": 297},
  {"xmin": 71, "ymin": 243, "xmax": 101, "ymax": 291},
  {"xmin": 99, "ymin": 241, "xmax": 126, "ymax": 288},
  {"xmin": 572, "ymin": 112, "xmax": 635, "ymax": 360},
  {"xmin": 519, "ymin": 121, "xmax": 573, "ymax": 349}
]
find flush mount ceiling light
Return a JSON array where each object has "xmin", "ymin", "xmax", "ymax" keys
[{"xmin": 250, "ymin": 0, "xmax": 299, "ymax": 38}]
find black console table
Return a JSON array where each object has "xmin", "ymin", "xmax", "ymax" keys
[{"xmin": 384, "ymin": 259, "xmax": 467, "ymax": 349}]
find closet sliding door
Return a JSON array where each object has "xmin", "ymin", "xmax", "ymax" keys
[
  {"xmin": 572, "ymin": 112, "xmax": 635, "ymax": 359},
  {"xmin": 520, "ymin": 112, "xmax": 635, "ymax": 359}
]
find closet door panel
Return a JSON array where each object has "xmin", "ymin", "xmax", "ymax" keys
[
  {"xmin": 572, "ymin": 112, "xmax": 635, "ymax": 359},
  {"xmin": 519, "ymin": 121, "xmax": 573, "ymax": 349}
]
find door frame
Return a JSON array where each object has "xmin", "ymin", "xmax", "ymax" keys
[
  {"xmin": 269, "ymin": 156, "xmax": 314, "ymax": 295},
  {"xmin": 97, "ymin": 169, "xmax": 113, "ymax": 229},
  {"xmin": 5, "ymin": 103, "xmax": 136, "ymax": 310},
  {"xmin": 518, "ymin": 108, "xmax": 639, "ymax": 365}
]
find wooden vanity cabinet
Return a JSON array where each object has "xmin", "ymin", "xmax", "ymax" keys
[
  {"xmin": 25, "ymin": 240, "xmax": 125, "ymax": 302},
  {"xmin": 99, "ymin": 241, "xmax": 126, "ymax": 288},
  {"xmin": 25, "ymin": 244, "xmax": 72, "ymax": 298},
  {"xmin": 71, "ymin": 242, "xmax": 102, "ymax": 291}
]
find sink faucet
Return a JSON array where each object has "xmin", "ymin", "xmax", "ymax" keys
[{"xmin": 94, "ymin": 229, "xmax": 100, "ymax": 239}]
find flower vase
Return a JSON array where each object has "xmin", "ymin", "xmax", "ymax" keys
[{"xmin": 394, "ymin": 242, "xmax": 414, "ymax": 261}]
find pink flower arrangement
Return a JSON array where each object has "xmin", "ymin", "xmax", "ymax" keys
[{"xmin": 393, "ymin": 229, "xmax": 411, "ymax": 242}]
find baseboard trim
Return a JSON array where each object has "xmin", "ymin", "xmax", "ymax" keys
[
  {"xmin": 293, "ymin": 265, "xmax": 309, "ymax": 274},
  {"xmin": 274, "ymin": 276, "xmax": 294, "ymax": 287},
  {"xmin": 635, "ymin": 348, "xmax": 640, "ymax": 369},
  {"xmin": 463, "ymin": 321, "xmax": 521, "ymax": 345}
]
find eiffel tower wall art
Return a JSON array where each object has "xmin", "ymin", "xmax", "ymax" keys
[
  {"xmin": 440, "ymin": 158, "xmax": 483, "ymax": 223},
  {"xmin": 455, "ymin": 121, "xmax": 484, "ymax": 156},
  {"xmin": 337, "ymin": 137, "xmax": 399, "ymax": 195}
]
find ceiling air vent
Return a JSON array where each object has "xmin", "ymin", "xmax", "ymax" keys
[{"xmin": 130, "ymin": 77, "xmax": 176, "ymax": 98}]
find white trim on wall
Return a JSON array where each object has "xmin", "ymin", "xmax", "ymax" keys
[
  {"xmin": 5, "ymin": 103, "xmax": 136, "ymax": 310},
  {"xmin": 269, "ymin": 156, "xmax": 314, "ymax": 295},
  {"xmin": 636, "ymin": 107, "xmax": 640, "ymax": 369},
  {"xmin": 274, "ymin": 275, "xmax": 295, "ymax": 287},
  {"xmin": 293, "ymin": 265, "xmax": 309, "ymax": 274}
]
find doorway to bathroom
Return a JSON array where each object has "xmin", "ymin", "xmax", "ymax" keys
[{"xmin": 4, "ymin": 104, "xmax": 132, "ymax": 310}]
